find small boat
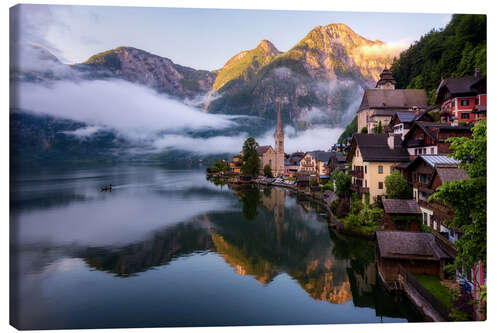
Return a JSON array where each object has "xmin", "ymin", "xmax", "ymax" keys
[{"xmin": 101, "ymin": 184, "xmax": 113, "ymax": 192}]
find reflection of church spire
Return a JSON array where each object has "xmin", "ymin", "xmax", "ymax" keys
[{"xmin": 274, "ymin": 189, "xmax": 285, "ymax": 254}]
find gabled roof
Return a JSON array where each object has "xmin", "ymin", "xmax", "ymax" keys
[
  {"xmin": 436, "ymin": 75, "xmax": 486, "ymax": 103},
  {"xmin": 401, "ymin": 154, "xmax": 460, "ymax": 171},
  {"xmin": 308, "ymin": 150, "xmax": 336, "ymax": 163},
  {"xmin": 347, "ymin": 134, "xmax": 409, "ymax": 163},
  {"xmin": 256, "ymin": 145, "xmax": 273, "ymax": 155},
  {"xmin": 376, "ymin": 231, "xmax": 451, "ymax": 261},
  {"xmin": 403, "ymin": 121, "xmax": 471, "ymax": 146},
  {"xmin": 434, "ymin": 167, "xmax": 469, "ymax": 183},
  {"xmin": 358, "ymin": 89, "xmax": 428, "ymax": 112},
  {"xmin": 382, "ymin": 198, "xmax": 421, "ymax": 214}
]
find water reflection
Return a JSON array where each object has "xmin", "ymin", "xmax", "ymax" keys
[{"xmin": 11, "ymin": 166, "xmax": 421, "ymax": 329}]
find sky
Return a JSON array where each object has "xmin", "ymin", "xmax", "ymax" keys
[{"xmin": 12, "ymin": 4, "xmax": 452, "ymax": 70}]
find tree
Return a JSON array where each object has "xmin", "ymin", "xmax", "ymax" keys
[
  {"xmin": 361, "ymin": 126, "xmax": 368, "ymax": 133},
  {"xmin": 337, "ymin": 115, "xmax": 357, "ymax": 144},
  {"xmin": 332, "ymin": 168, "xmax": 351, "ymax": 198},
  {"xmin": 263, "ymin": 164, "xmax": 273, "ymax": 178},
  {"xmin": 429, "ymin": 121, "xmax": 486, "ymax": 273},
  {"xmin": 375, "ymin": 121, "xmax": 383, "ymax": 134},
  {"xmin": 384, "ymin": 170, "xmax": 413, "ymax": 199},
  {"xmin": 241, "ymin": 137, "xmax": 260, "ymax": 177}
]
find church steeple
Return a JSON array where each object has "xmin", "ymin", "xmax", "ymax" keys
[
  {"xmin": 274, "ymin": 104, "xmax": 284, "ymax": 154},
  {"xmin": 275, "ymin": 103, "xmax": 283, "ymax": 136}
]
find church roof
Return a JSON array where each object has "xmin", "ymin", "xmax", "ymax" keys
[
  {"xmin": 358, "ymin": 89, "xmax": 428, "ymax": 112},
  {"xmin": 256, "ymin": 145, "xmax": 273, "ymax": 155}
]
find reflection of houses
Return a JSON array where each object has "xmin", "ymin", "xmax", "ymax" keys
[
  {"xmin": 357, "ymin": 68, "xmax": 428, "ymax": 133},
  {"xmin": 381, "ymin": 198, "xmax": 421, "ymax": 232},
  {"xmin": 347, "ymin": 133, "xmax": 409, "ymax": 203},
  {"xmin": 376, "ymin": 231, "xmax": 453, "ymax": 281},
  {"xmin": 436, "ymin": 69, "xmax": 486, "ymax": 124},
  {"xmin": 400, "ymin": 155, "xmax": 468, "ymax": 242},
  {"xmin": 402, "ymin": 121, "xmax": 471, "ymax": 159}
]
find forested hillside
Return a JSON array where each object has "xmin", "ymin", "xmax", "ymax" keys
[
  {"xmin": 337, "ymin": 14, "xmax": 486, "ymax": 143},
  {"xmin": 391, "ymin": 14, "xmax": 486, "ymax": 103}
]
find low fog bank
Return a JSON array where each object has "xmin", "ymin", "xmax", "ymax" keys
[{"xmin": 13, "ymin": 75, "xmax": 346, "ymax": 156}]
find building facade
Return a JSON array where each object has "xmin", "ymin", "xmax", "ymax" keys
[
  {"xmin": 357, "ymin": 69, "xmax": 428, "ymax": 133},
  {"xmin": 436, "ymin": 70, "xmax": 486, "ymax": 124},
  {"xmin": 347, "ymin": 134, "xmax": 410, "ymax": 204}
]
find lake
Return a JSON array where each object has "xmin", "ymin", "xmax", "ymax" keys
[{"xmin": 10, "ymin": 164, "xmax": 421, "ymax": 329}]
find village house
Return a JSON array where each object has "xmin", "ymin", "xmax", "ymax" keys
[
  {"xmin": 228, "ymin": 154, "xmax": 242, "ymax": 174},
  {"xmin": 347, "ymin": 133, "xmax": 409, "ymax": 204},
  {"xmin": 327, "ymin": 151, "xmax": 347, "ymax": 174},
  {"xmin": 399, "ymin": 154, "xmax": 468, "ymax": 242},
  {"xmin": 284, "ymin": 152, "xmax": 304, "ymax": 177},
  {"xmin": 375, "ymin": 230, "xmax": 453, "ymax": 281},
  {"xmin": 381, "ymin": 198, "xmax": 422, "ymax": 232},
  {"xmin": 357, "ymin": 69, "xmax": 428, "ymax": 133},
  {"xmin": 436, "ymin": 69, "xmax": 487, "ymax": 124},
  {"xmin": 298, "ymin": 151, "xmax": 336, "ymax": 181},
  {"xmin": 256, "ymin": 105, "xmax": 285, "ymax": 177},
  {"xmin": 387, "ymin": 109, "xmax": 435, "ymax": 140},
  {"xmin": 402, "ymin": 121, "xmax": 471, "ymax": 159}
]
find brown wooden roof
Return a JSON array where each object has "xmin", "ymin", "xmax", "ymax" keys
[
  {"xmin": 347, "ymin": 134, "xmax": 409, "ymax": 163},
  {"xmin": 358, "ymin": 89, "xmax": 428, "ymax": 112},
  {"xmin": 376, "ymin": 231, "xmax": 451, "ymax": 261},
  {"xmin": 382, "ymin": 198, "xmax": 421, "ymax": 214}
]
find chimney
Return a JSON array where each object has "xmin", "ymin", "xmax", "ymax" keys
[
  {"xmin": 387, "ymin": 133, "xmax": 395, "ymax": 150},
  {"xmin": 474, "ymin": 68, "xmax": 480, "ymax": 78}
]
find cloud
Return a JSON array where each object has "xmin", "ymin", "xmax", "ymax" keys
[
  {"xmin": 15, "ymin": 79, "xmax": 240, "ymax": 141},
  {"xmin": 60, "ymin": 125, "xmax": 104, "ymax": 139},
  {"xmin": 354, "ymin": 39, "xmax": 412, "ymax": 59},
  {"xmin": 149, "ymin": 124, "xmax": 343, "ymax": 155}
]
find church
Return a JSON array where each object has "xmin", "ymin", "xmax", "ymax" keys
[{"xmin": 256, "ymin": 106, "xmax": 285, "ymax": 177}]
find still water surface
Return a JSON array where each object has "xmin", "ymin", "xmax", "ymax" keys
[{"xmin": 10, "ymin": 164, "xmax": 421, "ymax": 329}]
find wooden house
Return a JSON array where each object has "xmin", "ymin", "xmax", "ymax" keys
[
  {"xmin": 399, "ymin": 154, "xmax": 469, "ymax": 242},
  {"xmin": 436, "ymin": 70, "xmax": 487, "ymax": 124},
  {"xmin": 402, "ymin": 121, "xmax": 471, "ymax": 159},
  {"xmin": 376, "ymin": 230, "xmax": 453, "ymax": 281},
  {"xmin": 381, "ymin": 198, "xmax": 422, "ymax": 232}
]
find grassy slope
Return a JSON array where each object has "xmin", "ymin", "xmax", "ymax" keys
[{"xmin": 414, "ymin": 274, "xmax": 453, "ymax": 307}]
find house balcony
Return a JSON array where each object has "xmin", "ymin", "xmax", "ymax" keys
[
  {"xmin": 349, "ymin": 169, "xmax": 364, "ymax": 179},
  {"xmin": 351, "ymin": 184, "xmax": 369, "ymax": 194}
]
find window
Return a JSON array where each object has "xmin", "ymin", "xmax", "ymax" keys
[
  {"xmin": 390, "ymin": 166, "xmax": 394, "ymax": 174},
  {"xmin": 430, "ymin": 147, "xmax": 435, "ymax": 154},
  {"xmin": 365, "ymin": 180, "xmax": 367, "ymax": 187},
  {"xmin": 461, "ymin": 99, "xmax": 470, "ymax": 106},
  {"xmin": 364, "ymin": 165, "xmax": 367, "ymax": 174},
  {"xmin": 423, "ymin": 212, "xmax": 428, "ymax": 224},
  {"xmin": 378, "ymin": 166, "xmax": 383, "ymax": 174},
  {"xmin": 378, "ymin": 182, "xmax": 383, "ymax": 189},
  {"xmin": 475, "ymin": 96, "xmax": 479, "ymax": 105},
  {"xmin": 423, "ymin": 148, "xmax": 427, "ymax": 154},
  {"xmin": 461, "ymin": 113, "xmax": 470, "ymax": 119}
]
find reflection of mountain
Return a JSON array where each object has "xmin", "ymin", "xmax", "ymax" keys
[
  {"xmin": 42, "ymin": 185, "xmax": 416, "ymax": 318},
  {"xmin": 80, "ymin": 218, "xmax": 213, "ymax": 277}
]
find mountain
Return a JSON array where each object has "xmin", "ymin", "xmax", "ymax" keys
[
  {"xmin": 74, "ymin": 46, "xmax": 216, "ymax": 98},
  {"xmin": 11, "ymin": 23, "xmax": 398, "ymax": 162},
  {"xmin": 206, "ymin": 24, "xmax": 393, "ymax": 127},
  {"xmin": 212, "ymin": 40, "xmax": 281, "ymax": 92}
]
